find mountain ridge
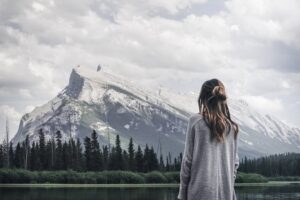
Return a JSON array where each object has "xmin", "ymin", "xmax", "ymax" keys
[{"xmin": 11, "ymin": 66, "xmax": 300, "ymax": 158}]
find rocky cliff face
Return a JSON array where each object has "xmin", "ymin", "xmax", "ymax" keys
[{"xmin": 11, "ymin": 66, "xmax": 300, "ymax": 158}]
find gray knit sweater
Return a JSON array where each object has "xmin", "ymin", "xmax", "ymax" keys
[{"xmin": 177, "ymin": 113, "xmax": 239, "ymax": 200}]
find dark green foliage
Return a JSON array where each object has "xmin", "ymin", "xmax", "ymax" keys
[
  {"xmin": 0, "ymin": 169, "xmax": 152, "ymax": 184},
  {"xmin": 148, "ymin": 146, "xmax": 159, "ymax": 171},
  {"xmin": 115, "ymin": 135, "xmax": 123, "ymax": 170},
  {"xmin": 55, "ymin": 131, "xmax": 63, "ymax": 170},
  {"xmin": 144, "ymin": 171, "xmax": 167, "ymax": 183},
  {"xmin": 1, "ymin": 129, "xmax": 183, "ymax": 173},
  {"xmin": 135, "ymin": 145, "xmax": 144, "ymax": 172},
  {"xmin": 38, "ymin": 129, "xmax": 46, "ymax": 169},
  {"xmin": 101, "ymin": 171, "xmax": 145, "ymax": 184},
  {"xmin": 128, "ymin": 137, "xmax": 135, "ymax": 171},
  {"xmin": 267, "ymin": 176, "xmax": 300, "ymax": 181},
  {"xmin": 0, "ymin": 168, "xmax": 35, "ymax": 183},
  {"xmin": 102, "ymin": 145, "xmax": 109, "ymax": 170},
  {"xmin": 62, "ymin": 142, "xmax": 69, "ymax": 170},
  {"xmin": 239, "ymin": 153, "xmax": 300, "ymax": 177},
  {"xmin": 159, "ymin": 154, "xmax": 165, "ymax": 171},
  {"xmin": 84, "ymin": 137, "xmax": 92, "ymax": 170},
  {"xmin": 75, "ymin": 138, "xmax": 83, "ymax": 171},
  {"xmin": 90, "ymin": 130, "xmax": 103, "ymax": 171},
  {"xmin": 13, "ymin": 143, "xmax": 22, "ymax": 168},
  {"xmin": 8, "ymin": 143, "xmax": 14, "ymax": 168},
  {"xmin": 164, "ymin": 171, "xmax": 180, "ymax": 183},
  {"xmin": 235, "ymin": 172, "xmax": 268, "ymax": 183}
]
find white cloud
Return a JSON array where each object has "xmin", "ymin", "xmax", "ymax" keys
[
  {"xmin": 19, "ymin": 89, "xmax": 32, "ymax": 98},
  {"xmin": 32, "ymin": 2, "xmax": 45, "ymax": 12},
  {"xmin": 241, "ymin": 95, "xmax": 283, "ymax": 114},
  {"xmin": 25, "ymin": 105, "xmax": 35, "ymax": 113}
]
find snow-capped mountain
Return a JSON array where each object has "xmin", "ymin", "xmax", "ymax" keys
[{"xmin": 11, "ymin": 67, "xmax": 300, "ymax": 158}]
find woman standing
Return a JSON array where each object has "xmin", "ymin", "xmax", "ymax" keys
[{"xmin": 177, "ymin": 79, "xmax": 239, "ymax": 200}]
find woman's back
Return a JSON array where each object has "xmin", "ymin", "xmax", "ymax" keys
[{"xmin": 177, "ymin": 113, "xmax": 238, "ymax": 200}]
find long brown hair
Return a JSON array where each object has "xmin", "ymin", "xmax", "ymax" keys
[{"xmin": 198, "ymin": 79, "xmax": 238, "ymax": 142}]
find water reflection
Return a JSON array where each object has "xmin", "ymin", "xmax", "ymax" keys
[{"xmin": 0, "ymin": 185, "xmax": 299, "ymax": 200}]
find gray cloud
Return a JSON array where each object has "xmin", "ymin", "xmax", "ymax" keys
[{"xmin": 0, "ymin": 0, "xmax": 300, "ymax": 141}]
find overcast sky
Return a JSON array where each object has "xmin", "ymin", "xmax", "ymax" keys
[{"xmin": 0, "ymin": 0, "xmax": 300, "ymax": 141}]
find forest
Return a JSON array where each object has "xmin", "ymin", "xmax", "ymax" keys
[
  {"xmin": 0, "ymin": 129, "xmax": 182, "ymax": 172},
  {"xmin": 238, "ymin": 152, "xmax": 300, "ymax": 177},
  {"xmin": 0, "ymin": 128, "xmax": 299, "ymax": 177}
]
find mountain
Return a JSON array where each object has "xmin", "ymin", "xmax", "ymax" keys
[{"xmin": 11, "ymin": 67, "xmax": 300, "ymax": 159}]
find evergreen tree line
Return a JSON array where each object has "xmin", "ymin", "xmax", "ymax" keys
[
  {"xmin": 0, "ymin": 129, "xmax": 183, "ymax": 172},
  {"xmin": 238, "ymin": 152, "xmax": 300, "ymax": 176}
]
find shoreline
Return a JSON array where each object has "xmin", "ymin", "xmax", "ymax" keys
[{"xmin": 0, "ymin": 181, "xmax": 299, "ymax": 188}]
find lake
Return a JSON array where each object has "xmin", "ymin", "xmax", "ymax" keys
[{"xmin": 0, "ymin": 183, "xmax": 299, "ymax": 200}]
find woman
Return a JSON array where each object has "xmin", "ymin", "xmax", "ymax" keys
[{"xmin": 177, "ymin": 79, "xmax": 239, "ymax": 200}]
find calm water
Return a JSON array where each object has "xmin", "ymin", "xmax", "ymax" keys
[{"xmin": 0, "ymin": 185, "xmax": 299, "ymax": 200}]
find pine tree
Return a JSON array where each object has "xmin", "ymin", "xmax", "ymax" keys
[
  {"xmin": 102, "ymin": 145, "xmax": 109, "ymax": 170},
  {"xmin": 38, "ymin": 129, "xmax": 46, "ymax": 169},
  {"xmin": 24, "ymin": 135, "xmax": 30, "ymax": 170},
  {"xmin": 91, "ymin": 130, "xmax": 103, "ymax": 171},
  {"xmin": 34, "ymin": 143, "xmax": 42, "ymax": 170},
  {"xmin": 55, "ymin": 131, "xmax": 63, "ymax": 170},
  {"xmin": 143, "ymin": 144, "xmax": 150, "ymax": 172},
  {"xmin": 159, "ymin": 154, "xmax": 165, "ymax": 171},
  {"xmin": 115, "ymin": 135, "xmax": 123, "ymax": 170},
  {"xmin": 75, "ymin": 138, "xmax": 83, "ymax": 171},
  {"xmin": 14, "ymin": 143, "xmax": 22, "ymax": 168},
  {"xmin": 84, "ymin": 136, "xmax": 92, "ymax": 171},
  {"xmin": 108, "ymin": 146, "xmax": 116, "ymax": 170},
  {"xmin": 69, "ymin": 138, "xmax": 76, "ymax": 169},
  {"xmin": 29, "ymin": 142, "xmax": 36, "ymax": 170},
  {"xmin": 149, "ymin": 146, "xmax": 159, "ymax": 171},
  {"xmin": 122, "ymin": 149, "xmax": 129, "ymax": 170},
  {"xmin": 167, "ymin": 152, "xmax": 173, "ymax": 171},
  {"xmin": 62, "ymin": 141, "xmax": 69, "ymax": 170},
  {"xmin": 135, "ymin": 145, "xmax": 143, "ymax": 172},
  {"xmin": 45, "ymin": 140, "xmax": 53, "ymax": 170},
  {"xmin": 9, "ymin": 142, "xmax": 14, "ymax": 168},
  {"xmin": 128, "ymin": 137, "xmax": 135, "ymax": 171},
  {"xmin": 165, "ymin": 155, "xmax": 170, "ymax": 171},
  {"xmin": 1, "ymin": 141, "xmax": 9, "ymax": 168}
]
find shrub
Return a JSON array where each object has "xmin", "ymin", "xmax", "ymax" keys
[
  {"xmin": 102, "ymin": 171, "xmax": 144, "ymax": 184},
  {"xmin": 83, "ymin": 172, "xmax": 97, "ymax": 184},
  {"xmin": 268, "ymin": 176, "xmax": 300, "ymax": 181},
  {"xmin": 235, "ymin": 172, "xmax": 268, "ymax": 183},
  {"xmin": 0, "ymin": 168, "xmax": 35, "ymax": 183},
  {"xmin": 164, "ymin": 171, "xmax": 180, "ymax": 183},
  {"xmin": 145, "ymin": 171, "xmax": 167, "ymax": 183}
]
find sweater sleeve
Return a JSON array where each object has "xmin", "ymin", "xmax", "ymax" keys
[
  {"xmin": 177, "ymin": 117, "xmax": 195, "ymax": 200},
  {"xmin": 233, "ymin": 138, "xmax": 239, "ymax": 180}
]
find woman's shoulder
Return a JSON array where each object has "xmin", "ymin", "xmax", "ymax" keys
[{"xmin": 188, "ymin": 113, "xmax": 205, "ymax": 126}]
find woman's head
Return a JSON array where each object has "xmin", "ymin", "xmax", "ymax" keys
[{"xmin": 198, "ymin": 79, "xmax": 238, "ymax": 142}]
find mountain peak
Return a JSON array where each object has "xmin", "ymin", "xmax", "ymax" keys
[
  {"xmin": 66, "ymin": 66, "xmax": 119, "ymax": 98},
  {"xmin": 66, "ymin": 68, "xmax": 85, "ymax": 98},
  {"xmin": 70, "ymin": 66, "xmax": 131, "ymax": 88}
]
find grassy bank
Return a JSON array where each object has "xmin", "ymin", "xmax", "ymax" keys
[
  {"xmin": 235, "ymin": 172, "xmax": 268, "ymax": 183},
  {"xmin": 0, "ymin": 169, "xmax": 298, "ymax": 184},
  {"xmin": 0, "ymin": 169, "xmax": 179, "ymax": 184},
  {"xmin": 0, "ymin": 182, "xmax": 299, "ymax": 188}
]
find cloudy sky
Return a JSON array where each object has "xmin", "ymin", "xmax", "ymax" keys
[{"xmin": 0, "ymin": 0, "xmax": 300, "ymax": 141}]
